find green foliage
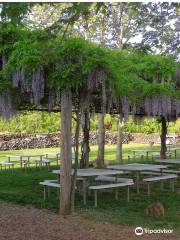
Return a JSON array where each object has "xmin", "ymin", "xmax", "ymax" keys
[
  {"xmin": 0, "ymin": 112, "xmax": 179, "ymax": 134},
  {"xmin": 0, "ymin": 3, "xmax": 30, "ymax": 24},
  {"xmin": 0, "ymin": 23, "xmax": 179, "ymax": 112},
  {"xmin": 3, "ymin": 28, "xmax": 52, "ymax": 72},
  {"xmin": 124, "ymin": 117, "xmax": 160, "ymax": 134},
  {"xmin": 0, "ymin": 111, "xmax": 60, "ymax": 134},
  {"xmin": 0, "ymin": 3, "xmax": 29, "ymax": 24},
  {"xmin": 0, "ymin": 23, "xmax": 25, "ymax": 54},
  {"xmin": 46, "ymin": 37, "xmax": 109, "ymax": 89},
  {"xmin": 136, "ymin": 54, "xmax": 176, "ymax": 78},
  {"xmin": 106, "ymin": 50, "xmax": 178, "ymax": 101},
  {"xmin": 7, "ymin": 41, "xmax": 44, "ymax": 70}
]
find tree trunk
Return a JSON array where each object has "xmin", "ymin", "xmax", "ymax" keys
[
  {"xmin": 97, "ymin": 78, "xmax": 106, "ymax": 168},
  {"xmin": 117, "ymin": 114, "xmax": 124, "ymax": 164},
  {"xmin": 96, "ymin": 7, "xmax": 106, "ymax": 169},
  {"xmin": 60, "ymin": 89, "xmax": 72, "ymax": 215},
  {"xmin": 80, "ymin": 108, "xmax": 90, "ymax": 168},
  {"xmin": 96, "ymin": 13, "xmax": 106, "ymax": 169},
  {"xmin": 82, "ymin": 17, "xmax": 91, "ymax": 40},
  {"xmin": 160, "ymin": 116, "xmax": 167, "ymax": 159},
  {"xmin": 71, "ymin": 109, "xmax": 80, "ymax": 213},
  {"xmin": 97, "ymin": 113, "xmax": 105, "ymax": 168}
]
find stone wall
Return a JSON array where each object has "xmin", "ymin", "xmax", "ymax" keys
[
  {"xmin": 0, "ymin": 132, "xmax": 179, "ymax": 150},
  {"xmin": 130, "ymin": 133, "xmax": 160, "ymax": 144}
]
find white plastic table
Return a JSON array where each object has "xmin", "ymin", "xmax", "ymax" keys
[
  {"xmin": 44, "ymin": 152, "xmax": 61, "ymax": 165},
  {"xmin": 53, "ymin": 168, "xmax": 123, "ymax": 177},
  {"xmin": 6, "ymin": 153, "xmax": 45, "ymax": 168},
  {"xmin": 169, "ymin": 148, "xmax": 180, "ymax": 158},
  {"xmin": 53, "ymin": 168, "xmax": 124, "ymax": 188},
  {"xmin": 107, "ymin": 163, "xmax": 167, "ymax": 193},
  {"xmin": 53, "ymin": 168, "xmax": 123, "ymax": 205},
  {"xmin": 131, "ymin": 150, "xmax": 161, "ymax": 160},
  {"xmin": 107, "ymin": 163, "xmax": 167, "ymax": 171},
  {"xmin": 155, "ymin": 159, "xmax": 180, "ymax": 165},
  {"xmin": 44, "ymin": 152, "xmax": 81, "ymax": 165}
]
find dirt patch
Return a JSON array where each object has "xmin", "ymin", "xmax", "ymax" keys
[{"xmin": 0, "ymin": 202, "xmax": 179, "ymax": 240}]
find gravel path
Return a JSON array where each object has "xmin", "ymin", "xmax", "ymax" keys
[{"xmin": 0, "ymin": 202, "xmax": 179, "ymax": 240}]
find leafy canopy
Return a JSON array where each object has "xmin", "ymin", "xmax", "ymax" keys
[{"xmin": 0, "ymin": 24, "xmax": 179, "ymax": 102}]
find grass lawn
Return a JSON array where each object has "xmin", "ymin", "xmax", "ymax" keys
[
  {"xmin": 0, "ymin": 143, "xmax": 179, "ymax": 231},
  {"xmin": 0, "ymin": 143, "xmax": 162, "ymax": 164}
]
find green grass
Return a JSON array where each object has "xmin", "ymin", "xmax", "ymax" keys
[
  {"xmin": 90, "ymin": 143, "xmax": 161, "ymax": 163},
  {"xmin": 0, "ymin": 143, "xmax": 179, "ymax": 231},
  {"xmin": 0, "ymin": 143, "xmax": 160, "ymax": 164}
]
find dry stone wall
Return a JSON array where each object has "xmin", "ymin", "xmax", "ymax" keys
[{"xmin": 0, "ymin": 132, "xmax": 179, "ymax": 150}]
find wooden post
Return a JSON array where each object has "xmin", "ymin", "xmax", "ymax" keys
[
  {"xmin": 136, "ymin": 172, "xmax": 140, "ymax": 193},
  {"xmin": 97, "ymin": 113, "xmax": 105, "ymax": 168},
  {"xmin": 83, "ymin": 179, "xmax": 87, "ymax": 205},
  {"xmin": 117, "ymin": 114, "xmax": 124, "ymax": 164},
  {"xmin": 60, "ymin": 89, "xmax": 72, "ymax": 215},
  {"xmin": 147, "ymin": 183, "xmax": 150, "ymax": 196},
  {"xmin": 94, "ymin": 190, "xmax": 98, "ymax": 207},
  {"xmin": 127, "ymin": 186, "xmax": 130, "ymax": 202},
  {"xmin": 160, "ymin": 116, "xmax": 167, "ymax": 159},
  {"xmin": 71, "ymin": 109, "xmax": 81, "ymax": 213},
  {"xmin": 80, "ymin": 108, "xmax": 90, "ymax": 168},
  {"xmin": 43, "ymin": 186, "xmax": 46, "ymax": 201}
]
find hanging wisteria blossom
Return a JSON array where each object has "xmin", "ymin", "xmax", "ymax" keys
[{"xmin": 0, "ymin": 91, "xmax": 15, "ymax": 119}]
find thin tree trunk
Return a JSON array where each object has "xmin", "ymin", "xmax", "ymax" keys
[
  {"xmin": 80, "ymin": 108, "xmax": 90, "ymax": 168},
  {"xmin": 80, "ymin": 15, "xmax": 92, "ymax": 169},
  {"xmin": 97, "ymin": 112, "xmax": 105, "ymax": 168},
  {"xmin": 71, "ymin": 109, "xmax": 80, "ymax": 213},
  {"xmin": 160, "ymin": 116, "xmax": 167, "ymax": 159},
  {"xmin": 117, "ymin": 114, "xmax": 124, "ymax": 164},
  {"xmin": 60, "ymin": 89, "xmax": 72, "ymax": 215},
  {"xmin": 96, "ymin": 13, "xmax": 106, "ymax": 169},
  {"xmin": 82, "ymin": 17, "xmax": 91, "ymax": 40},
  {"xmin": 97, "ymin": 78, "xmax": 106, "ymax": 168}
]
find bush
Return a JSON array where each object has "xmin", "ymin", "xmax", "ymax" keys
[{"xmin": 0, "ymin": 111, "xmax": 179, "ymax": 134}]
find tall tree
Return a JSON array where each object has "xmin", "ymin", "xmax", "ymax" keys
[
  {"xmin": 107, "ymin": 3, "xmax": 146, "ymax": 48},
  {"xmin": 97, "ymin": 75, "xmax": 106, "ymax": 168},
  {"xmin": 96, "ymin": 5, "xmax": 107, "ymax": 168},
  {"xmin": 107, "ymin": 3, "xmax": 146, "ymax": 163},
  {"xmin": 78, "ymin": 8, "xmax": 94, "ymax": 169},
  {"xmin": 60, "ymin": 89, "xmax": 72, "ymax": 214},
  {"xmin": 141, "ymin": 2, "xmax": 180, "ymax": 59},
  {"xmin": 80, "ymin": 105, "xmax": 90, "ymax": 168},
  {"xmin": 23, "ymin": 3, "xmax": 69, "ymax": 30}
]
